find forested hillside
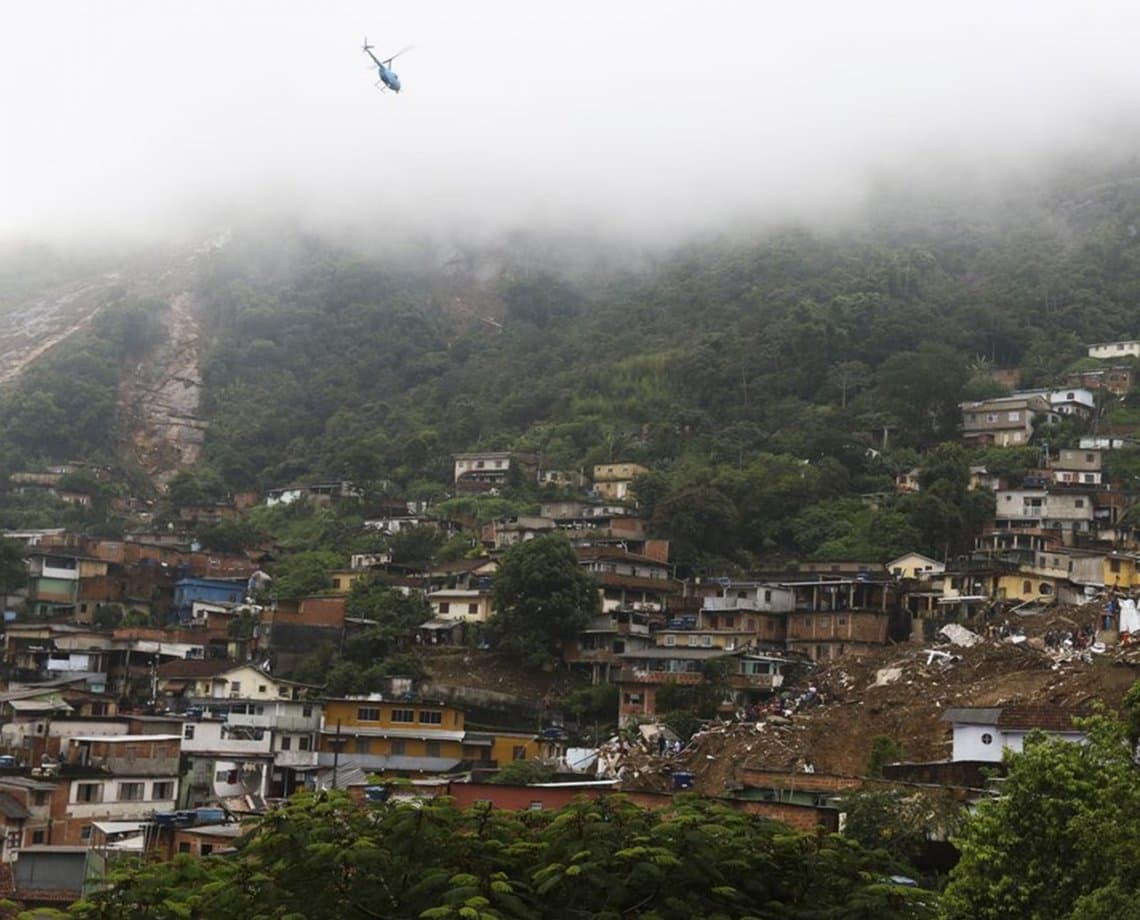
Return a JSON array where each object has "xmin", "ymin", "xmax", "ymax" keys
[{"xmin": 6, "ymin": 160, "xmax": 1140, "ymax": 571}]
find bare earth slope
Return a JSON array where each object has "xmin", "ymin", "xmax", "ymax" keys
[{"xmin": 118, "ymin": 289, "xmax": 205, "ymax": 486}]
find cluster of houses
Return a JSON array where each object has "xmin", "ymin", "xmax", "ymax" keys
[
  {"xmin": 0, "ymin": 642, "xmax": 555, "ymax": 904},
  {"xmin": 0, "ymin": 346, "xmax": 1137, "ymax": 899}
]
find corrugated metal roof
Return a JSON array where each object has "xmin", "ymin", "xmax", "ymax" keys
[{"xmin": 0, "ymin": 793, "xmax": 31, "ymax": 821}]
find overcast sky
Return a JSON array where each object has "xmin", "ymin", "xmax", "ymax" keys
[{"xmin": 2, "ymin": 1, "xmax": 1139, "ymax": 244}]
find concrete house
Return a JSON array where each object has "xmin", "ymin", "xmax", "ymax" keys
[
  {"xmin": 1088, "ymin": 340, "xmax": 1140, "ymax": 360},
  {"xmin": 592, "ymin": 463, "xmax": 650, "ymax": 502},
  {"xmin": 886, "ymin": 553, "xmax": 946, "ymax": 580},
  {"xmin": 1051, "ymin": 448, "xmax": 1103, "ymax": 488},
  {"xmin": 960, "ymin": 394, "xmax": 1055, "ymax": 447},
  {"xmin": 943, "ymin": 706, "xmax": 1087, "ymax": 762}
]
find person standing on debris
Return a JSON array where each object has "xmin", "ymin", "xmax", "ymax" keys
[
  {"xmin": 1104, "ymin": 596, "xmax": 1119, "ymax": 632},
  {"xmin": 657, "ymin": 733, "xmax": 667, "ymax": 755}
]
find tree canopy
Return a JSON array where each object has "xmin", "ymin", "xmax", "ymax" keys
[
  {"xmin": 72, "ymin": 792, "xmax": 934, "ymax": 920},
  {"xmin": 489, "ymin": 535, "xmax": 600, "ymax": 667}
]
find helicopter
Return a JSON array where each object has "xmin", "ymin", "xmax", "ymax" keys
[{"xmin": 362, "ymin": 38, "xmax": 409, "ymax": 93}]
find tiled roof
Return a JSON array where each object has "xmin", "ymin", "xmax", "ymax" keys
[
  {"xmin": 0, "ymin": 793, "xmax": 30, "ymax": 821},
  {"xmin": 995, "ymin": 705, "xmax": 1090, "ymax": 732},
  {"xmin": 943, "ymin": 705, "xmax": 1089, "ymax": 732}
]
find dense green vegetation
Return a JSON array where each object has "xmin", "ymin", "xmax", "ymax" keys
[
  {"xmin": 7, "ymin": 163, "xmax": 1140, "ymax": 570},
  {"xmin": 68, "ymin": 792, "xmax": 933, "ymax": 919}
]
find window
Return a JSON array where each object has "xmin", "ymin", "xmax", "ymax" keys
[
  {"xmin": 302, "ymin": 704, "xmax": 313, "ymax": 717},
  {"xmin": 1086, "ymin": 453, "xmax": 1095, "ymax": 462},
  {"xmin": 80, "ymin": 825, "xmax": 92, "ymax": 841},
  {"xmin": 1075, "ymin": 499, "xmax": 1085, "ymax": 508},
  {"xmin": 418, "ymin": 710, "xmax": 443, "ymax": 725},
  {"xmin": 75, "ymin": 783, "xmax": 102, "ymax": 804},
  {"xmin": 391, "ymin": 709, "xmax": 414, "ymax": 723},
  {"xmin": 1040, "ymin": 584, "xmax": 1053, "ymax": 595},
  {"xmin": 355, "ymin": 738, "xmax": 371, "ymax": 755},
  {"xmin": 837, "ymin": 616, "xmax": 847, "ymax": 626},
  {"xmin": 33, "ymin": 791, "xmax": 49, "ymax": 807},
  {"xmin": 183, "ymin": 725, "xmax": 195, "ymax": 740},
  {"xmin": 981, "ymin": 733, "xmax": 993, "ymax": 745},
  {"xmin": 701, "ymin": 635, "xmax": 712, "ymax": 647},
  {"xmin": 230, "ymin": 681, "xmax": 241, "ymax": 693},
  {"xmin": 357, "ymin": 707, "xmax": 380, "ymax": 722},
  {"xmin": 152, "ymin": 782, "xmax": 174, "ymax": 800},
  {"xmin": 299, "ymin": 736, "xmax": 311, "ymax": 751},
  {"xmin": 258, "ymin": 685, "xmax": 267, "ymax": 694},
  {"xmin": 764, "ymin": 590, "xmax": 772, "ymax": 602},
  {"xmin": 664, "ymin": 635, "xmax": 676, "ymax": 647},
  {"xmin": 468, "ymin": 603, "xmax": 478, "ymax": 615},
  {"xmin": 1111, "ymin": 559, "xmax": 1122, "ymax": 573},
  {"xmin": 179, "ymin": 842, "xmax": 191, "ymax": 854},
  {"xmin": 31, "ymin": 830, "xmax": 44, "ymax": 845},
  {"xmin": 438, "ymin": 602, "xmax": 450, "ymax": 614},
  {"xmin": 512, "ymin": 746, "xmax": 526, "ymax": 761},
  {"xmin": 280, "ymin": 736, "xmax": 292, "ymax": 751},
  {"xmin": 201, "ymin": 844, "xmax": 214, "ymax": 856},
  {"xmin": 425, "ymin": 741, "xmax": 441, "ymax": 757},
  {"xmin": 1023, "ymin": 581, "xmax": 1032, "ymax": 594},
  {"xmin": 118, "ymin": 782, "xmax": 144, "ymax": 802},
  {"xmin": 390, "ymin": 739, "xmax": 406, "ymax": 755},
  {"xmin": 1008, "ymin": 411, "xmax": 1020, "ymax": 421}
]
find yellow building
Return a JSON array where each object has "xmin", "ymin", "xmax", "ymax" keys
[
  {"xmin": 1104, "ymin": 553, "xmax": 1140, "ymax": 591},
  {"xmin": 318, "ymin": 696, "xmax": 547, "ymax": 777},
  {"xmin": 996, "ymin": 572, "xmax": 1061, "ymax": 603},
  {"xmin": 329, "ymin": 569, "xmax": 369, "ymax": 594},
  {"xmin": 592, "ymin": 463, "xmax": 650, "ymax": 502}
]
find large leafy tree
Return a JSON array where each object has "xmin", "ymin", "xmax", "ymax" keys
[
  {"xmin": 943, "ymin": 709, "xmax": 1140, "ymax": 920},
  {"xmin": 0, "ymin": 538, "xmax": 27, "ymax": 597},
  {"xmin": 72, "ymin": 791, "xmax": 935, "ymax": 920},
  {"xmin": 489, "ymin": 534, "xmax": 599, "ymax": 667}
]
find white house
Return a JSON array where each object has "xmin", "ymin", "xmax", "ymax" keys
[
  {"xmin": 943, "ymin": 706, "xmax": 1087, "ymax": 762},
  {"xmin": 1088, "ymin": 340, "xmax": 1140, "ymax": 360},
  {"xmin": 886, "ymin": 552, "xmax": 946, "ymax": 580}
]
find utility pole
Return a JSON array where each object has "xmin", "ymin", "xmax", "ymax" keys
[{"xmin": 331, "ymin": 720, "xmax": 343, "ymax": 790}]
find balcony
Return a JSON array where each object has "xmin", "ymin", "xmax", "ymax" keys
[
  {"xmin": 703, "ymin": 597, "xmax": 755, "ymax": 611},
  {"xmin": 274, "ymin": 750, "xmax": 319, "ymax": 768},
  {"xmin": 91, "ymin": 755, "xmax": 181, "ymax": 776},
  {"xmin": 566, "ymin": 648, "xmax": 619, "ymax": 663},
  {"xmin": 618, "ymin": 668, "xmax": 703, "ymax": 686},
  {"xmin": 729, "ymin": 673, "xmax": 782, "ymax": 690},
  {"xmin": 226, "ymin": 712, "xmax": 321, "ymax": 733}
]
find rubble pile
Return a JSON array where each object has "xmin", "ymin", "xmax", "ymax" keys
[{"xmin": 618, "ymin": 603, "xmax": 1140, "ymax": 790}]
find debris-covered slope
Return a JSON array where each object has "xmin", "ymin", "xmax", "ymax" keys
[{"xmin": 621, "ymin": 602, "xmax": 1140, "ymax": 795}]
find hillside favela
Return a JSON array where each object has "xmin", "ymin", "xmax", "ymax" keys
[{"xmin": 7, "ymin": 4, "xmax": 1140, "ymax": 919}]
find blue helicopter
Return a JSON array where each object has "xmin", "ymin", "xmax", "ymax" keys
[{"xmin": 362, "ymin": 38, "xmax": 409, "ymax": 93}]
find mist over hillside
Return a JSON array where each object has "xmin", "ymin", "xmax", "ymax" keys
[{"xmin": 3, "ymin": 148, "xmax": 1140, "ymax": 575}]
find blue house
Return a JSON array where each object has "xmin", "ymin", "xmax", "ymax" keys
[{"xmin": 172, "ymin": 577, "xmax": 248, "ymax": 625}]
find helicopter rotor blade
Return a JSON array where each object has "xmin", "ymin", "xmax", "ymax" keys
[{"xmin": 383, "ymin": 44, "xmax": 414, "ymax": 64}]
